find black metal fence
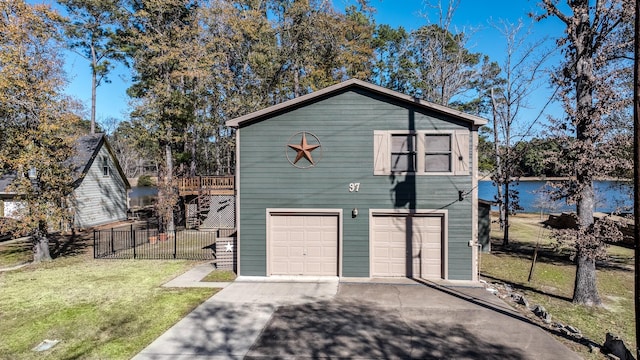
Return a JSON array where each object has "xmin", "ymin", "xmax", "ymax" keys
[{"xmin": 93, "ymin": 222, "xmax": 217, "ymax": 260}]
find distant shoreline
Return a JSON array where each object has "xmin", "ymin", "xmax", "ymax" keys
[{"xmin": 478, "ymin": 175, "xmax": 632, "ymax": 183}]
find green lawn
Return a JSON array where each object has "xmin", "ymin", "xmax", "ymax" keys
[
  {"xmin": 482, "ymin": 212, "xmax": 635, "ymax": 358},
  {"xmin": 0, "ymin": 236, "xmax": 217, "ymax": 359},
  {"xmin": 0, "ymin": 240, "xmax": 32, "ymax": 268},
  {"xmin": 201, "ymin": 269, "xmax": 237, "ymax": 282}
]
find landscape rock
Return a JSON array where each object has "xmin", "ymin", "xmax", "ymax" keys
[
  {"xmin": 485, "ymin": 287, "xmax": 498, "ymax": 295},
  {"xmin": 482, "ymin": 279, "xmax": 602, "ymax": 354},
  {"xmin": 565, "ymin": 325, "xmax": 581, "ymax": 335},
  {"xmin": 510, "ymin": 293, "xmax": 530, "ymax": 308},
  {"xmin": 532, "ymin": 304, "xmax": 552, "ymax": 323},
  {"xmin": 32, "ymin": 340, "xmax": 60, "ymax": 352}
]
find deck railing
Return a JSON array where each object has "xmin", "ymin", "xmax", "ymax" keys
[{"xmin": 177, "ymin": 175, "xmax": 234, "ymax": 195}]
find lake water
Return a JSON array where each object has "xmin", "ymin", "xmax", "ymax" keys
[
  {"xmin": 128, "ymin": 182, "xmax": 632, "ymax": 214},
  {"xmin": 129, "ymin": 187, "xmax": 158, "ymax": 207},
  {"xmin": 478, "ymin": 180, "xmax": 633, "ymax": 214}
]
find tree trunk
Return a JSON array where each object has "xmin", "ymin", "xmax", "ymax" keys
[
  {"xmin": 490, "ymin": 89, "xmax": 506, "ymax": 234},
  {"xmin": 91, "ymin": 44, "xmax": 97, "ymax": 135},
  {"xmin": 568, "ymin": 0, "xmax": 600, "ymax": 305},
  {"xmin": 573, "ymin": 179, "xmax": 600, "ymax": 304},
  {"xmin": 165, "ymin": 128, "xmax": 175, "ymax": 233},
  {"xmin": 215, "ymin": 139, "xmax": 221, "ymax": 176},
  {"xmin": 294, "ymin": 66, "xmax": 300, "ymax": 98},
  {"xmin": 32, "ymin": 222, "xmax": 52, "ymax": 263},
  {"xmin": 190, "ymin": 124, "xmax": 197, "ymax": 177},
  {"xmin": 573, "ymin": 250, "xmax": 601, "ymax": 306},
  {"xmin": 503, "ymin": 181, "xmax": 510, "ymax": 246},
  {"xmin": 503, "ymin": 118, "xmax": 511, "ymax": 246}
]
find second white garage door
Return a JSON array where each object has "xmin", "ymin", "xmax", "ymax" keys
[
  {"xmin": 269, "ymin": 214, "xmax": 339, "ymax": 276},
  {"xmin": 371, "ymin": 214, "xmax": 444, "ymax": 279}
]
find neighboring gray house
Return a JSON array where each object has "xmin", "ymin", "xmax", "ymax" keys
[
  {"xmin": 226, "ymin": 79, "xmax": 487, "ymax": 281},
  {"xmin": 0, "ymin": 134, "xmax": 130, "ymax": 229},
  {"xmin": 0, "ymin": 174, "xmax": 21, "ymax": 218},
  {"xmin": 70, "ymin": 134, "xmax": 130, "ymax": 228}
]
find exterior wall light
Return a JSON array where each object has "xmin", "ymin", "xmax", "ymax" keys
[{"xmin": 352, "ymin": 208, "xmax": 358, "ymax": 218}]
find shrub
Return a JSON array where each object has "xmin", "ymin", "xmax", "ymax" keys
[{"xmin": 137, "ymin": 175, "xmax": 156, "ymax": 187}]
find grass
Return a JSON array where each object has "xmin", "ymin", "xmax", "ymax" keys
[
  {"xmin": 201, "ymin": 269, "xmax": 236, "ymax": 282},
  {"xmin": 482, "ymin": 212, "xmax": 635, "ymax": 358},
  {"xmin": 0, "ymin": 235, "xmax": 217, "ymax": 359},
  {"xmin": 94, "ymin": 229, "xmax": 217, "ymax": 260},
  {"xmin": 0, "ymin": 240, "xmax": 32, "ymax": 267}
]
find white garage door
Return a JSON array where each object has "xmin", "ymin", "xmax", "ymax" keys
[
  {"xmin": 371, "ymin": 215, "xmax": 443, "ymax": 279},
  {"xmin": 269, "ymin": 214, "xmax": 338, "ymax": 276}
]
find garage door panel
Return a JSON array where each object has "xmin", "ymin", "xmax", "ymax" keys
[
  {"xmin": 269, "ymin": 214, "xmax": 338, "ymax": 276},
  {"xmin": 288, "ymin": 261, "xmax": 305, "ymax": 275},
  {"xmin": 372, "ymin": 214, "xmax": 443, "ymax": 279}
]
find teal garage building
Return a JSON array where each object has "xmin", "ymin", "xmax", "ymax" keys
[{"xmin": 226, "ymin": 79, "xmax": 487, "ymax": 281}]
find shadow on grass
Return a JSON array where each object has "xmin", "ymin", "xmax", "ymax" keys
[
  {"xmin": 50, "ymin": 231, "xmax": 91, "ymax": 259},
  {"xmin": 481, "ymin": 273, "xmax": 573, "ymax": 303},
  {"xmin": 490, "ymin": 237, "xmax": 633, "ymax": 273}
]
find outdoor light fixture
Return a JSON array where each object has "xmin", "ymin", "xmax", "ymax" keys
[
  {"xmin": 458, "ymin": 190, "xmax": 464, "ymax": 202},
  {"xmin": 352, "ymin": 208, "xmax": 358, "ymax": 218}
]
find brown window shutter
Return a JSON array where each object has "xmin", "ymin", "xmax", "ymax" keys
[
  {"xmin": 453, "ymin": 130, "xmax": 470, "ymax": 175},
  {"xmin": 373, "ymin": 131, "xmax": 390, "ymax": 175}
]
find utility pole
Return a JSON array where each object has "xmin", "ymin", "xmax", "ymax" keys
[{"xmin": 633, "ymin": 0, "xmax": 639, "ymax": 356}]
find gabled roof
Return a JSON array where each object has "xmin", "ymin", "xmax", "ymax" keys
[
  {"xmin": 0, "ymin": 133, "xmax": 130, "ymax": 194},
  {"xmin": 69, "ymin": 133, "xmax": 131, "ymax": 189},
  {"xmin": 0, "ymin": 174, "xmax": 17, "ymax": 195},
  {"xmin": 225, "ymin": 78, "xmax": 489, "ymax": 128}
]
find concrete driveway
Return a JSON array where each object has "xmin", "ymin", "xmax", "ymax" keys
[{"xmin": 134, "ymin": 278, "xmax": 580, "ymax": 360}]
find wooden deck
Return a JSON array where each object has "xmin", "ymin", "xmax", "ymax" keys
[{"xmin": 177, "ymin": 176, "xmax": 235, "ymax": 196}]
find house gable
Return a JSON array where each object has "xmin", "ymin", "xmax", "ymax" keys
[
  {"xmin": 71, "ymin": 134, "xmax": 130, "ymax": 190},
  {"xmin": 72, "ymin": 135, "xmax": 129, "ymax": 228},
  {"xmin": 226, "ymin": 79, "xmax": 487, "ymax": 129},
  {"xmin": 0, "ymin": 134, "xmax": 130, "ymax": 229}
]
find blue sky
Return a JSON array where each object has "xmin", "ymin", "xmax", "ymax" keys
[{"xmin": 59, "ymin": 0, "xmax": 565, "ymax": 130}]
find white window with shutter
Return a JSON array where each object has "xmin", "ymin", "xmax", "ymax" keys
[{"xmin": 374, "ymin": 130, "xmax": 470, "ymax": 176}]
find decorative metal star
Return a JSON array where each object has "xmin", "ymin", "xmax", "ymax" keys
[
  {"xmin": 287, "ymin": 132, "xmax": 320, "ymax": 165},
  {"xmin": 225, "ymin": 241, "xmax": 233, "ymax": 252}
]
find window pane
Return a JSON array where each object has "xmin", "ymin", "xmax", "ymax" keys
[
  {"xmin": 391, "ymin": 154, "xmax": 415, "ymax": 172},
  {"xmin": 391, "ymin": 134, "xmax": 414, "ymax": 152},
  {"xmin": 425, "ymin": 134, "xmax": 450, "ymax": 152},
  {"xmin": 425, "ymin": 154, "xmax": 451, "ymax": 172}
]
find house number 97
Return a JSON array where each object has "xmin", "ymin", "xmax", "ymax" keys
[{"xmin": 349, "ymin": 183, "xmax": 360, "ymax": 192}]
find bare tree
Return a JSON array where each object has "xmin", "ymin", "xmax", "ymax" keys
[
  {"xmin": 488, "ymin": 19, "xmax": 554, "ymax": 246},
  {"xmin": 538, "ymin": 0, "xmax": 633, "ymax": 306},
  {"xmin": 411, "ymin": 0, "xmax": 485, "ymax": 105}
]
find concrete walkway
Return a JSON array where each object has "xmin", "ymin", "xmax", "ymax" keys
[
  {"xmin": 135, "ymin": 266, "xmax": 580, "ymax": 360},
  {"xmin": 134, "ymin": 277, "xmax": 339, "ymax": 359},
  {"xmin": 162, "ymin": 262, "xmax": 232, "ymax": 288}
]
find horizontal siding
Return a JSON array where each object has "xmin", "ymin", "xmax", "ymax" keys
[
  {"xmin": 73, "ymin": 146, "xmax": 128, "ymax": 228},
  {"xmin": 238, "ymin": 89, "xmax": 475, "ymax": 278}
]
